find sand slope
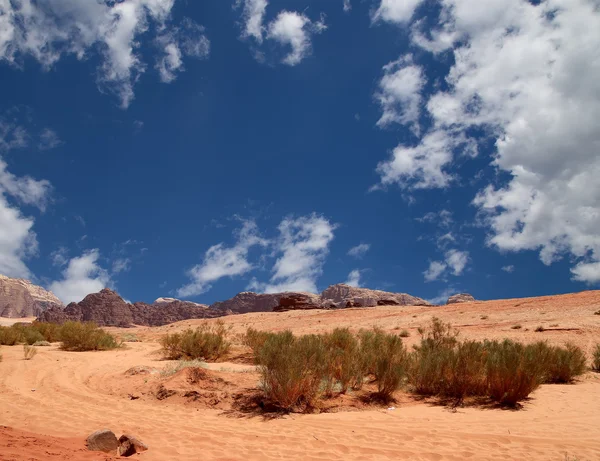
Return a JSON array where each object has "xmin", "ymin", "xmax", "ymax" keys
[{"xmin": 1, "ymin": 290, "xmax": 600, "ymax": 460}]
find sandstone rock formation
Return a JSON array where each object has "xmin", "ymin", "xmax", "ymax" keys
[
  {"xmin": 86, "ymin": 429, "xmax": 119, "ymax": 453},
  {"xmin": 446, "ymin": 293, "xmax": 476, "ymax": 304},
  {"xmin": 210, "ymin": 291, "xmax": 284, "ymax": 314},
  {"xmin": 273, "ymin": 293, "xmax": 324, "ymax": 312},
  {"xmin": 38, "ymin": 289, "xmax": 222, "ymax": 327},
  {"xmin": 0, "ymin": 274, "xmax": 63, "ymax": 318},
  {"xmin": 321, "ymin": 284, "xmax": 430, "ymax": 308}
]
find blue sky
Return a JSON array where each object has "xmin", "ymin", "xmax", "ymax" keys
[{"xmin": 0, "ymin": 0, "xmax": 599, "ymax": 305}]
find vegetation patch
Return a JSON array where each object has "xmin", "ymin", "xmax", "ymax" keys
[{"xmin": 160, "ymin": 321, "xmax": 230, "ymax": 361}]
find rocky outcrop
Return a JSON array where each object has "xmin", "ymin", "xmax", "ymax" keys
[
  {"xmin": 446, "ymin": 293, "xmax": 476, "ymax": 304},
  {"xmin": 0, "ymin": 274, "xmax": 63, "ymax": 318},
  {"xmin": 38, "ymin": 289, "xmax": 222, "ymax": 327},
  {"xmin": 321, "ymin": 284, "xmax": 430, "ymax": 307},
  {"xmin": 210, "ymin": 291, "xmax": 284, "ymax": 314},
  {"xmin": 86, "ymin": 429, "xmax": 119, "ymax": 453},
  {"xmin": 273, "ymin": 293, "xmax": 324, "ymax": 312},
  {"xmin": 118, "ymin": 434, "xmax": 148, "ymax": 457}
]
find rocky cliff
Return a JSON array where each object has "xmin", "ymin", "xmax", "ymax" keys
[
  {"xmin": 210, "ymin": 292, "xmax": 284, "ymax": 314},
  {"xmin": 0, "ymin": 274, "xmax": 63, "ymax": 318},
  {"xmin": 38, "ymin": 289, "xmax": 222, "ymax": 327},
  {"xmin": 446, "ymin": 293, "xmax": 476, "ymax": 304},
  {"xmin": 320, "ymin": 284, "xmax": 430, "ymax": 308}
]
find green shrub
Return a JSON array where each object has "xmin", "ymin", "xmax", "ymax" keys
[
  {"xmin": 242, "ymin": 327, "xmax": 272, "ymax": 356},
  {"xmin": 59, "ymin": 322, "xmax": 120, "ymax": 351},
  {"xmin": 31, "ymin": 322, "xmax": 62, "ymax": 342},
  {"xmin": 544, "ymin": 343, "xmax": 587, "ymax": 383},
  {"xmin": 485, "ymin": 340, "xmax": 545, "ymax": 406},
  {"xmin": 592, "ymin": 344, "xmax": 600, "ymax": 372},
  {"xmin": 0, "ymin": 326, "xmax": 23, "ymax": 345},
  {"xmin": 442, "ymin": 340, "xmax": 487, "ymax": 402},
  {"xmin": 409, "ymin": 318, "xmax": 459, "ymax": 396},
  {"xmin": 366, "ymin": 331, "xmax": 409, "ymax": 400},
  {"xmin": 322, "ymin": 328, "xmax": 362, "ymax": 395},
  {"xmin": 160, "ymin": 320, "xmax": 230, "ymax": 361},
  {"xmin": 23, "ymin": 344, "xmax": 37, "ymax": 360},
  {"xmin": 257, "ymin": 331, "xmax": 326, "ymax": 411}
]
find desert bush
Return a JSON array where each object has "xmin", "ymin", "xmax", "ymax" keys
[
  {"xmin": 242, "ymin": 327, "xmax": 272, "ymax": 355},
  {"xmin": 544, "ymin": 343, "xmax": 587, "ymax": 383},
  {"xmin": 160, "ymin": 321, "xmax": 230, "ymax": 361},
  {"xmin": 121, "ymin": 333, "xmax": 140, "ymax": 342},
  {"xmin": 535, "ymin": 325, "xmax": 545, "ymax": 333},
  {"xmin": 409, "ymin": 318, "xmax": 459, "ymax": 396},
  {"xmin": 257, "ymin": 331, "xmax": 327, "ymax": 410},
  {"xmin": 592, "ymin": 344, "xmax": 600, "ymax": 372},
  {"xmin": 442, "ymin": 340, "xmax": 487, "ymax": 402},
  {"xmin": 32, "ymin": 340, "xmax": 51, "ymax": 346},
  {"xmin": 59, "ymin": 322, "xmax": 120, "ymax": 351},
  {"xmin": 399, "ymin": 329, "xmax": 410, "ymax": 338},
  {"xmin": 160, "ymin": 359, "xmax": 207, "ymax": 377},
  {"xmin": 30, "ymin": 322, "xmax": 62, "ymax": 342},
  {"xmin": 485, "ymin": 340, "xmax": 545, "ymax": 406},
  {"xmin": 23, "ymin": 344, "xmax": 37, "ymax": 360},
  {"xmin": 0, "ymin": 326, "xmax": 22, "ymax": 345},
  {"xmin": 363, "ymin": 330, "xmax": 409, "ymax": 400},
  {"xmin": 322, "ymin": 328, "xmax": 362, "ymax": 395}
]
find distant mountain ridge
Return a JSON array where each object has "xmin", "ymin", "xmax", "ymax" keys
[{"xmin": 0, "ymin": 274, "xmax": 431, "ymax": 326}]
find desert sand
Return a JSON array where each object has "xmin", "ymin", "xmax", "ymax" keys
[{"xmin": 1, "ymin": 291, "xmax": 600, "ymax": 460}]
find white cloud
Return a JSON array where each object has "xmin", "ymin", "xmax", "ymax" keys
[
  {"xmin": 237, "ymin": 0, "xmax": 268, "ymax": 42},
  {"xmin": 423, "ymin": 260, "xmax": 446, "ymax": 282},
  {"xmin": 372, "ymin": 0, "xmax": 424, "ymax": 24},
  {"xmin": 345, "ymin": 269, "xmax": 361, "ymax": 287},
  {"xmin": 343, "ymin": 0, "xmax": 352, "ymax": 13},
  {"xmin": 445, "ymin": 249, "xmax": 468, "ymax": 275},
  {"xmin": 427, "ymin": 287, "xmax": 457, "ymax": 305},
  {"xmin": 423, "ymin": 249, "xmax": 469, "ymax": 281},
  {"xmin": 50, "ymin": 246, "xmax": 69, "ymax": 267},
  {"xmin": 267, "ymin": 11, "xmax": 326, "ymax": 66},
  {"xmin": 155, "ymin": 18, "xmax": 210, "ymax": 83},
  {"xmin": 112, "ymin": 257, "xmax": 131, "ymax": 274},
  {"xmin": 375, "ymin": 0, "xmax": 600, "ymax": 281},
  {"xmin": 376, "ymin": 54, "xmax": 424, "ymax": 131},
  {"xmin": 502, "ymin": 265, "xmax": 515, "ymax": 273},
  {"xmin": 0, "ymin": 0, "xmax": 208, "ymax": 108},
  {"xmin": 38, "ymin": 128, "xmax": 61, "ymax": 150},
  {"xmin": 257, "ymin": 214, "xmax": 336, "ymax": 293},
  {"xmin": 0, "ymin": 156, "xmax": 50, "ymax": 279},
  {"xmin": 177, "ymin": 220, "xmax": 268, "ymax": 297},
  {"xmin": 0, "ymin": 120, "xmax": 28, "ymax": 151},
  {"xmin": 49, "ymin": 249, "xmax": 111, "ymax": 304},
  {"xmin": 571, "ymin": 261, "xmax": 600, "ymax": 284},
  {"xmin": 416, "ymin": 209, "xmax": 453, "ymax": 228},
  {"xmin": 347, "ymin": 243, "xmax": 371, "ymax": 259}
]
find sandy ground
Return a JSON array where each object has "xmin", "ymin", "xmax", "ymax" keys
[
  {"xmin": 1, "ymin": 290, "xmax": 600, "ymax": 460},
  {"xmin": 0, "ymin": 317, "xmax": 36, "ymax": 327}
]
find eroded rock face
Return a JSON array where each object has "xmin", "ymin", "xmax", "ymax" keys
[
  {"xmin": 273, "ymin": 293, "xmax": 324, "ymax": 312},
  {"xmin": 0, "ymin": 274, "xmax": 63, "ymax": 318},
  {"xmin": 321, "ymin": 284, "xmax": 431, "ymax": 307},
  {"xmin": 38, "ymin": 289, "xmax": 222, "ymax": 327},
  {"xmin": 118, "ymin": 434, "xmax": 148, "ymax": 457},
  {"xmin": 210, "ymin": 292, "xmax": 284, "ymax": 314},
  {"xmin": 446, "ymin": 293, "xmax": 476, "ymax": 304},
  {"xmin": 86, "ymin": 429, "xmax": 118, "ymax": 453}
]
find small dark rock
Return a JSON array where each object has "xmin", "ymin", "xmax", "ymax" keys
[{"xmin": 118, "ymin": 434, "xmax": 148, "ymax": 457}]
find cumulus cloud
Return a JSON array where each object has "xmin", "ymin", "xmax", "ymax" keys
[
  {"xmin": 267, "ymin": 11, "xmax": 326, "ymax": 66},
  {"xmin": 345, "ymin": 269, "xmax": 362, "ymax": 287},
  {"xmin": 372, "ymin": 0, "xmax": 424, "ymax": 24},
  {"xmin": 49, "ymin": 249, "xmax": 111, "ymax": 303},
  {"xmin": 375, "ymin": 0, "xmax": 600, "ymax": 281},
  {"xmin": 0, "ymin": 156, "xmax": 51, "ymax": 279},
  {"xmin": 0, "ymin": 0, "xmax": 209, "ymax": 108},
  {"xmin": 502, "ymin": 265, "xmax": 515, "ymax": 273},
  {"xmin": 343, "ymin": 0, "xmax": 352, "ymax": 13},
  {"xmin": 376, "ymin": 54, "xmax": 424, "ymax": 131},
  {"xmin": 237, "ymin": 0, "xmax": 268, "ymax": 42},
  {"xmin": 177, "ymin": 220, "xmax": 268, "ymax": 297},
  {"xmin": 347, "ymin": 243, "xmax": 371, "ymax": 259},
  {"xmin": 254, "ymin": 214, "xmax": 336, "ymax": 293},
  {"xmin": 423, "ymin": 249, "xmax": 469, "ymax": 282}
]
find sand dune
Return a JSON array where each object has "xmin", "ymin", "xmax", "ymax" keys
[{"xmin": 1, "ymin": 291, "xmax": 600, "ymax": 460}]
